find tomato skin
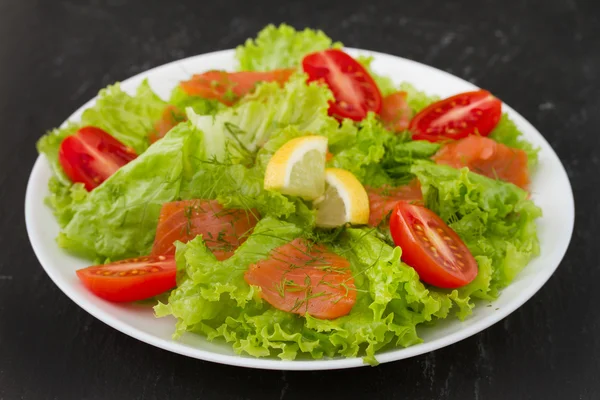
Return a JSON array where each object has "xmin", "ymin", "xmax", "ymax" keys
[
  {"xmin": 58, "ymin": 126, "xmax": 137, "ymax": 191},
  {"xmin": 76, "ymin": 255, "xmax": 176, "ymax": 302},
  {"xmin": 389, "ymin": 203, "xmax": 477, "ymax": 289},
  {"xmin": 244, "ymin": 238, "xmax": 356, "ymax": 319},
  {"xmin": 302, "ymin": 49, "xmax": 382, "ymax": 121},
  {"xmin": 433, "ymin": 135, "xmax": 530, "ymax": 189},
  {"xmin": 180, "ymin": 69, "xmax": 295, "ymax": 105},
  {"xmin": 151, "ymin": 199, "xmax": 259, "ymax": 260},
  {"xmin": 149, "ymin": 106, "xmax": 186, "ymax": 143},
  {"xmin": 380, "ymin": 91, "xmax": 412, "ymax": 132},
  {"xmin": 409, "ymin": 90, "xmax": 502, "ymax": 142}
]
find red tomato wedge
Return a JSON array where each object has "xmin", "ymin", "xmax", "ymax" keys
[
  {"xmin": 149, "ymin": 106, "xmax": 186, "ymax": 143},
  {"xmin": 180, "ymin": 69, "xmax": 295, "ymax": 106},
  {"xmin": 58, "ymin": 126, "xmax": 137, "ymax": 191},
  {"xmin": 151, "ymin": 199, "xmax": 259, "ymax": 260},
  {"xmin": 433, "ymin": 135, "xmax": 530, "ymax": 189},
  {"xmin": 409, "ymin": 90, "xmax": 502, "ymax": 142},
  {"xmin": 389, "ymin": 203, "xmax": 477, "ymax": 288},
  {"xmin": 367, "ymin": 180, "xmax": 423, "ymax": 226},
  {"xmin": 244, "ymin": 238, "xmax": 356, "ymax": 319},
  {"xmin": 380, "ymin": 91, "xmax": 412, "ymax": 132},
  {"xmin": 76, "ymin": 255, "xmax": 176, "ymax": 302},
  {"xmin": 302, "ymin": 49, "xmax": 382, "ymax": 121}
]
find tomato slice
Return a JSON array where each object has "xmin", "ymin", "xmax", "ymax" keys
[
  {"xmin": 76, "ymin": 255, "xmax": 176, "ymax": 302},
  {"xmin": 244, "ymin": 238, "xmax": 356, "ymax": 319},
  {"xmin": 149, "ymin": 106, "xmax": 186, "ymax": 143},
  {"xmin": 367, "ymin": 180, "xmax": 423, "ymax": 226},
  {"xmin": 433, "ymin": 135, "xmax": 530, "ymax": 189},
  {"xmin": 409, "ymin": 90, "xmax": 502, "ymax": 142},
  {"xmin": 389, "ymin": 203, "xmax": 477, "ymax": 288},
  {"xmin": 180, "ymin": 69, "xmax": 295, "ymax": 106},
  {"xmin": 151, "ymin": 199, "xmax": 259, "ymax": 260},
  {"xmin": 302, "ymin": 49, "xmax": 382, "ymax": 121},
  {"xmin": 58, "ymin": 126, "xmax": 137, "ymax": 191},
  {"xmin": 380, "ymin": 91, "xmax": 412, "ymax": 132}
]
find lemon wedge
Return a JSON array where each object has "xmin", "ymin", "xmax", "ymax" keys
[
  {"xmin": 315, "ymin": 168, "xmax": 370, "ymax": 228},
  {"xmin": 264, "ymin": 135, "xmax": 328, "ymax": 200}
]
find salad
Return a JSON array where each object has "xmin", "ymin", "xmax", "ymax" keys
[{"xmin": 36, "ymin": 24, "xmax": 541, "ymax": 364}]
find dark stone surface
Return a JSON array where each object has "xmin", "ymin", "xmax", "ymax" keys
[{"xmin": 1, "ymin": 0, "xmax": 599, "ymax": 398}]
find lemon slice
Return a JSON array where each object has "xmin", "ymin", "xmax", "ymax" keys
[
  {"xmin": 315, "ymin": 168, "xmax": 370, "ymax": 228},
  {"xmin": 264, "ymin": 135, "xmax": 328, "ymax": 200}
]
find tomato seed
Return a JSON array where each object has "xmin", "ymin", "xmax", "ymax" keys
[
  {"xmin": 151, "ymin": 267, "xmax": 160, "ymax": 273},
  {"xmin": 119, "ymin": 272, "xmax": 126, "ymax": 276},
  {"xmin": 158, "ymin": 255, "xmax": 166, "ymax": 261},
  {"xmin": 103, "ymin": 271, "xmax": 111, "ymax": 276},
  {"xmin": 131, "ymin": 270, "xmax": 139, "ymax": 275}
]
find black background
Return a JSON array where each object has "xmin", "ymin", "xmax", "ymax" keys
[{"xmin": 1, "ymin": 0, "xmax": 599, "ymax": 399}]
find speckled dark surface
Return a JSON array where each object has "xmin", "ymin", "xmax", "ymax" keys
[{"xmin": 1, "ymin": 0, "xmax": 599, "ymax": 399}]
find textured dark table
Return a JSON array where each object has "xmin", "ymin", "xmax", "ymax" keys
[{"xmin": 1, "ymin": 0, "xmax": 599, "ymax": 399}]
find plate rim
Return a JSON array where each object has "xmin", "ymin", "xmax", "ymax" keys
[{"xmin": 24, "ymin": 47, "xmax": 575, "ymax": 371}]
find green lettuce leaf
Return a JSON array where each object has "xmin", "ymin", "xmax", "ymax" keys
[
  {"xmin": 382, "ymin": 139, "xmax": 441, "ymax": 184},
  {"xmin": 168, "ymin": 86, "xmax": 224, "ymax": 116},
  {"xmin": 236, "ymin": 24, "xmax": 341, "ymax": 71},
  {"xmin": 57, "ymin": 122, "xmax": 201, "ymax": 260},
  {"xmin": 80, "ymin": 80, "xmax": 166, "ymax": 154},
  {"xmin": 45, "ymin": 177, "xmax": 89, "ymax": 228},
  {"xmin": 186, "ymin": 73, "xmax": 337, "ymax": 158},
  {"xmin": 412, "ymin": 161, "xmax": 541, "ymax": 293},
  {"xmin": 155, "ymin": 221, "xmax": 455, "ymax": 364},
  {"xmin": 55, "ymin": 120, "xmax": 299, "ymax": 260},
  {"xmin": 489, "ymin": 114, "xmax": 539, "ymax": 168},
  {"xmin": 328, "ymin": 113, "xmax": 395, "ymax": 187},
  {"xmin": 36, "ymin": 80, "xmax": 166, "ymax": 182},
  {"xmin": 36, "ymin": 123, "xmax": 80, "ymax": 184},
  {"xmin": 400, "ymin": 82, "xmax": 439, "ymax": 113}
]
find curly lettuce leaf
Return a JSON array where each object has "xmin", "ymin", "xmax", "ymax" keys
[
  {"xmin": 37, "ymin": 80, "xmax": 166, "ymax": 182},
  {"xmin": 236, "ymin": 24, "xmax": 341, "ymax": 71},
  {"xmin": 56, "ymin": 120, "xmax": 298, "ymax": 260},
  {"xmin": 168, "ymin": 86, "xmax": 224, "ymax": 116},
  {"xmin": 400, "ymin": 82, "xmax": 440, "ymax": 113},
  {"xmin": 489, "ymin": 114, "xmax": 539, "ymax": 168},
  {"xmin": 412, "ymin": 162, "xmax": 541, "ymax": 292},
  {"xmin": 45, "ymin": 177, "xmax": 89, "ymax": 228},
  {"xmin": 328, "ymin": 113, "xmax": 395, "ymax": 187},
  {"xmin": 156, "ymin": 221, "xmax": 458, "ymax": 364},
  {"xmin": 187, "ymin": 73, "xmax": 337, "ymax": 157},
  {"xmin": 81, "ymin": 80, "xmax": 166, "ymax": 154},
  {"xmin": 57, "ymin": 122, "xmax": 200, "ymax": 259},
  {"xmin": 382, "ymin": 139, "xmax": 441, "ymax": 184},
  {"xmin": 36, "ymin": 122, "xmax": 80, "ymax": 184}
]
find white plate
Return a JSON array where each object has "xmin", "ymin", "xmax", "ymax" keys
[{"xmin": 25, "ymin": 48, "xmax": 574, "ymax": 370}]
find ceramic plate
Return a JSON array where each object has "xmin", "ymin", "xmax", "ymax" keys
[{"xmin": 25, "ymin": 48, "xmax": 574, "ymax": 370}]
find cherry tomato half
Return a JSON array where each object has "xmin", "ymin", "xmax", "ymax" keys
[
  {"xmin": 409, "ymin": 90, "xmax": 502, "ymax": 142},
  {"xmin": 58, "ymin": 126, "xmax": 137, "ymax": 191},
  {"xmin": 76, "ymin": 255, "xmax": 176, "ymax": 302},
  {"xmin": 389, "ymin": 202, "xmax": 478, "ymax": 288},
  {"xmin": 302, "ymin": 49, "xmax": 382, "ymax": 121}
]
